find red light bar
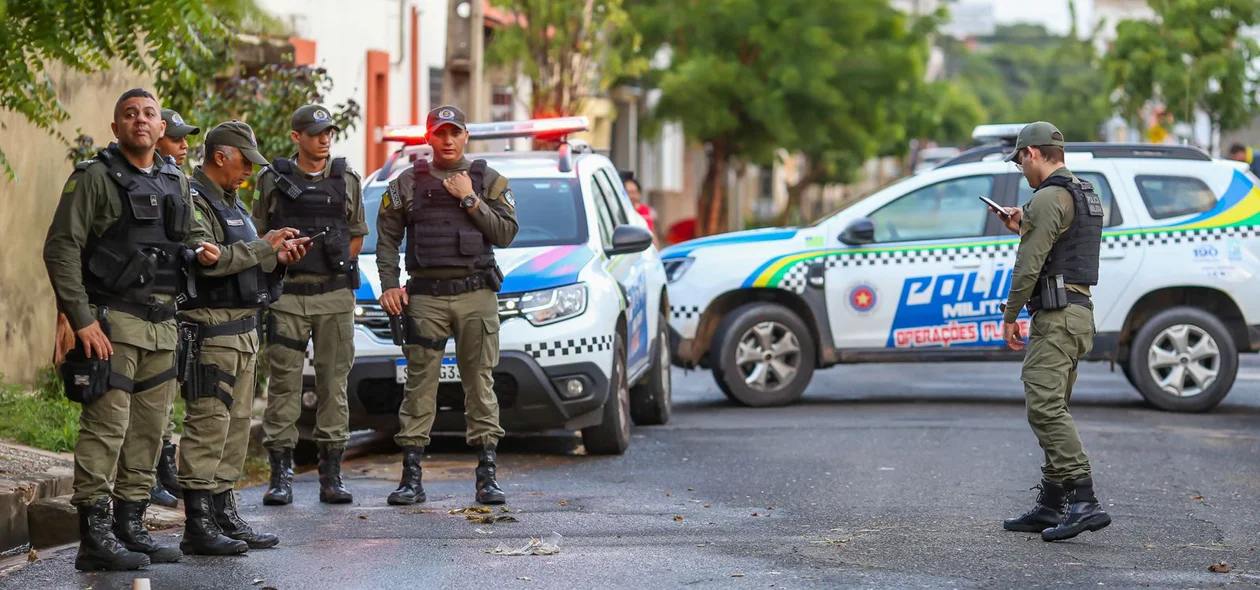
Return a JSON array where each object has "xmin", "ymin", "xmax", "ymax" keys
[{"xmin": 382, "ymin": 116, "xmax": 590, "ymax": 145}]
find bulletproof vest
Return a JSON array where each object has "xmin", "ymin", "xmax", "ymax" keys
[
  {"xmin": 81, "ymin": 146, "xmax": 191, "ymax": 306},
  {"xmin": 404, "ymin": 159, "xmax": 496, "ymax": 271},
  {"xmin": 266, "ymin": 157, "xmax": 353, "ymax": 275},
  {"xmin": 1037, "ymin": 174, "xmax": 1104, "ymax": 287},
  {"xmin": 181, "ymin": 179, "xmax": 273, "ymax": 310}
]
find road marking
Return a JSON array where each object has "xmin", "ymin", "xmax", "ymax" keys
[{"xmin": 1238, "ymin": 370, "xmax": 1260, "ymax": 381}]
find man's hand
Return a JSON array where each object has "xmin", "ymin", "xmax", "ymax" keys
[
  {"xmin": 442, "ymin": 172, "xmax": 474, "ymax": 199},
  {"xmin": 1003, "ymin": 320, "xmax": 1026, "ymax": 351},
  {"xmin": 999, "ymin": 207, "xmax": 1022, "ymax": 234},
  {"xmin": 277, "ymin": 237, "xmax": 311, "ymax": 265},
  {"xmin": 53, "ymin": 313, "xmax": 76, "ymax": 366},
  {"xmin": 264, "ymin": 228, "xmax": 300, "ymax": 251},
  {"xmin": 380, "ymin": 287, "xmax": 408, "ymax": 315},
  {"xmin": 76, "ymin": 321, "xmax": 113, "ymax": 359},
  {"xmin": 196, "ymin": 241, "xmax": 221, "ymax": 266}
]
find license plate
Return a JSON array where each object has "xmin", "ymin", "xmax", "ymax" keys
[{"xmin": 395, "ymin": 357, "xmax": 461, "ymax": 384}]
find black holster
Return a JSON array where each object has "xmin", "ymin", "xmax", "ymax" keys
[
  {"xmin": 389, "ymin": 313, "xmax": 406, "ymax": 346},
  {"xmin": 60, "ymin": 348, "xmax": 111, "ymax": 405},
  {"xmin": 181, "ymin": 363, "xmax": 236, "ymax": 409}
]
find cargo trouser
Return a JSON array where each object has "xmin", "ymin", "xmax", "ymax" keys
[
  {"xmin": 395, "ymin": 288, "xmax": 505, "ymax": 448},
  {"xmin": 71, "ymin": 344, "xmax": 177, "ymax": 506},
  {"xmin": 177, "ymin": 344, "xmax": 257, "ymax": 494},
  {"xmin": 261, "ymin": 309, "xmax": 353, "ymax": 450},
  {"xmin": 1022, "ymin": 303, "xmax": 1095, "ymax": 482}
]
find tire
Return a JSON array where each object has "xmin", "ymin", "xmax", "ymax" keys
[
  {"xmin": 1127, "ymin": 306, "xmax": 1238, "ymax": 413},
  {"xmin": 710, "ymin": 302, "xmax": 816, "ymax": 407},
  {"xmin": 630, "ymin": 312, "xmax": 672, "ymax": 426},
  {"xmin": 581, "ymin": 332, "xmax": 631, "ymax": 455}
]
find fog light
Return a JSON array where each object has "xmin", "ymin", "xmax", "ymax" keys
[
  {"xmin": 566, "ymin": 379, "xmax": 584, "ymax": 397},
  {"xmin": 354, "ymin": 305, "xmax": 365, "ymax": 317},
  {"xmin": 301, "ymin": 391, "xmax": 318, "ymax": 409}
]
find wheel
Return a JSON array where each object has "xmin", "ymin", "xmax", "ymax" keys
[
  {"xmin": 581, "ymin": 332, "xmax": 631, "ymax": 454},
  {"xmin": 630, "ymin": 312, "xmax": 672, "ymax": 426},
  {"xmin": 710, "ymin": 302, "xmax": 816, "ymax": 407},
  {"xmin": 1127, "ymin": 307, "xmax": 1238, "ymax": 412}
]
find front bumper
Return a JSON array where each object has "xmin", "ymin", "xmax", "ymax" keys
[{"xmin": 301, "ymin": 351, "xmax": 610, "ymax": 436}]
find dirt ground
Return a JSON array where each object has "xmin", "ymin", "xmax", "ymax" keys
[{"xmin": 0, "ymin": 64, "xmax": 154, "ymax": 385}]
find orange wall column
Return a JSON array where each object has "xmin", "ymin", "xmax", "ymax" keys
[{"xmin": 366, "ymin": 50, "xmax": 390, "ymax": 173}]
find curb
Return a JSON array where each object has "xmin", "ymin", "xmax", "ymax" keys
[{"xmin": 0, "ymin": 443, "xmax": 73, "ymax": 554}]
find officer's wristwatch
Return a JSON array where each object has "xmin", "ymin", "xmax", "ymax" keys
[{"xmin": 461, "ymin": 194, "xmax": 478, "ymax": 209}]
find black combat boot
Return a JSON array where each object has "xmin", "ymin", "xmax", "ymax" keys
[
  {"xmin": 112, "ymin": 499, "xmax": 182, "ymax": 563},
  {"xmin": 1003, "ymin": 478, "xmax": 1066, "ymax": 532},
  {"xmin": 475, "ymin": 445, "xmax": 506, "ymax": 505},
  {"xmin": 1041, "ymin": 476, "xmax": 1111, "ymax": 542},
  {"xmin": 318, "ymin": 444, "xmax": 354, "ymax": 504},
  {"xmin": 157, "ymin": 441, "xmax": 183, "ymax": 499},
  {"xmin": 179, "ymin": 490, "xmax": 248, "ymax": 556},
  {"xmin": 387, "ymin": 446, "xmax": 426, "ymax": 505},
  {"xmin": 74, "ymin": 498, "xmax": 150, "ymax": 572},
  {"xmin": 212, "ymin": 490, "xmax": 280, "ymax": 549},
  {"xmin": 262, "ymin": 447, "xmax": 293, "ymax": 506}
]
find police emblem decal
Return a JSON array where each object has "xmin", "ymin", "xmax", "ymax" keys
[
  {"xmin": 172, "ymin": 114, "xmax": 185, "ymax": 125},
  {"xmin": 439, "ymin": 109, "xmax": 455, "ymax": 120},
  {"xmin": 314, "ymin": 109, "xmax": 330, "ymax": 121},
  {"xmin": 848, "ymin": 284, "xmax": 878, "ymax": 313}
]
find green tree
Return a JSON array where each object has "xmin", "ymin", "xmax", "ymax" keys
[
  {"xmin": 1104, "ymin": 0, "xmax": 1260, "ymax": 142},
  {"xmin": 485, "ymin": 0, "xmax": 649, "ymax": 120}
]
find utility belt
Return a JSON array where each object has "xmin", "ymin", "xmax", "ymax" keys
[
  {"xmin": 60, "ymin": 307, "xmax": 178, "ymax": 405},
  {"xmin": 405, "ymin": 266, "xmax": 503, "ymax": 297},
  {"xmin": 175, "ymin": 315, "xmax": 259, "ymax": 409},
  {"xmin": 387, "ymin": 313, "xmax": 448, "ymax": 351},
  {"xmin": 281, "ymin": 267, "xmax": 360, "ymax": 296},
  {"xmin": 1026, "ymin": 274, "xmax": 1093, "ymax": 314},
  {"xmin": 87, "ymin": 294, "xmax": 177, "ymax": 323}
]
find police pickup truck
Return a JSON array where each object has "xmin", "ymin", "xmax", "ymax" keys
[
  {"xmin": 296, "ymin": 117, "xmax": 671, "ymax": 454},
  {"xmin": 663, "ymin": 125, "xmax": 1260, "ymax": 412}
]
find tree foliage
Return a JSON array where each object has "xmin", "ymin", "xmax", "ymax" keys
[
  {"xmin": 485, "ymin": 0, "xmax": 649, "ymax": 119},
  {"xmin": 1104, "ymin": 0, "xmax": 1260, "ymax": 137}
]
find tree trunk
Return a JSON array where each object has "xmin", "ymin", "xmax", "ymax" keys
[
  {"xmin": 779, "ymin": 158, "xmax": 820, "ymax": 227},
  {"xmin": 698, "ymin": 143, "xmax": 728, "ymax": 237}
]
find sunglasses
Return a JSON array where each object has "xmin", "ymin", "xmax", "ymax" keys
[{"xmin": 1013, "ymin": 147, "xmax": 1029, "ymax": 172}]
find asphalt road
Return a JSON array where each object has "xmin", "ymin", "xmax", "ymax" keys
[{"xmin": 5, "ymin": 356, "xmax": 1260, "ymax": 589}]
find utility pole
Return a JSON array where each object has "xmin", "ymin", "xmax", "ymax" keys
[{"xmin": 471, "ymin": 0, "xmax": 485, "ymax": 125}]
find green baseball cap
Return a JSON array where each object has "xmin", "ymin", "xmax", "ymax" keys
[
  {"xmin": 161, "ymin": 109, "xmax": 200, "ymax": 138},
  {"xmin": 291, "ymin": 104, "xmax": 340, "ymax": 135},
  {"xmin": 426, "ymin": 105, "xmax": 467, "ymax": 133},
  {"xmin": 1004, "ymin": 121, "xmax": 1065, "ymax": 162},
  {"xmin": 205, "ymin": 120, "xmax": 268, "ymax": 166}
]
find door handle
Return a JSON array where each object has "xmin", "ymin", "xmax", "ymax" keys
[{"xmin": 952, "ymin": 259, "xmax": 982, "ymax": 269}]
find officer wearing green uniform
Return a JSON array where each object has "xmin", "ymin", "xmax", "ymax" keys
[
  {"xmin": 44, "ymin": 89, "xmax": 220, "ymax": 571},
  {"xmin": 177, "ymin": 120, "xmax": 310, "ymax": 556},
  {"xmin": 254, "ymin": 105, "xmax": 366, "ymax": 506},
  {"xmin": 149, "ymin": 107, "xmax": 200, "ymax": 509},
  {"xmin": 995, "ymin": 122, "xmax": 1111, "ymax": 542},
  {"xmin": 376, "ymin": 105, "xmax": 518, "ymax": 506}
]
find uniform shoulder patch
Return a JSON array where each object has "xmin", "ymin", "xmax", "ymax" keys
[
  {"xmin": 503, "ymin": 188, "xmax": 515, "ymax": 208},
  {"xmin": 62, "ymin": 179, "xmax": 77, "ymax": 194},
  {"xmin": 382, "ymin": 181, "xmax": 402, "ymax": 211}
]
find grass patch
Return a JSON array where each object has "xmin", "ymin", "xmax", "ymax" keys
[{"xmin": 0, "ymin": 366, "xmax": 80, "ymax": 453}]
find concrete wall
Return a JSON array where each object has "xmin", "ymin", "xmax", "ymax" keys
[{"xmin": 0, "ymin": 64, "xmax": 154, "ymax": 384}]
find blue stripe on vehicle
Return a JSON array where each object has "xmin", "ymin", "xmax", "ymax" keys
[{"xmin": 661, "ymin": 228, "xmax": 799, "ymax": 259}]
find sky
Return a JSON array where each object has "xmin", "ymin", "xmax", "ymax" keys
[{"xmin": 990, "ymin": 0, "xmax": 1093, "ymax": 37}]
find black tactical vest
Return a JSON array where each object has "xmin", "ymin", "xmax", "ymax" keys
[
  {"xmin": 1038, "ymin": 174, "xmax": 1104, "ymax": 286},
  {"xmin": 81, "ymin": 146, "xmax": 191, "ymax": 306},
  {"xmin": 181, "ymin": 179, "xmax": 275, "ymax": 309},
  {"xmin": 404, "ymin": 159, "xmax": 496, "ymax": 271},
  {"xmin": 266, "ymin": 157, "xmax": 353, "ymax": 276}
]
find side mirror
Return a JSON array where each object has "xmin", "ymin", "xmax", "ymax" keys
[
  {"xmin": 839, "ymin": 217, "xmax": 875, "ymax": 245},
  {"xmin": 608, "ymin": 225, "xmax": 654, "ymax": 256}
]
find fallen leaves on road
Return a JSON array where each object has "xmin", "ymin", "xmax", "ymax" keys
[
  {"xmin": 1192, "ymin": 494, "xmax": 1205, "ymax": 501},
  {"xmin": 252, "ymin": 579, "xmax": 265, "ymax": 586},
  {"xmin": 467, "ymin": 515, "xmax": 519, "ymax": 524},
  {"xmin": 518, "ymin": 577, "xmax": 533, "ymax": 581},
  {"xmin": 1209, "ymin": 561, "xmax": 1231, "ymax": 573},
  {"xmin": 673, "ymin": 515, "xmax": 685, "ymax": 521},
  {"xmin": 501, "ymin": 506, "xmax": 512, "ymax": 513},
  {"xmin": 557, "ymin": 499, "xmax": 568, "ymax": 506},
  {"xmin": 731, "ymin": 574, "xmax": 745, "ymax": 578},
  {"xmin": 704, "ymin": 504, "xmax": 711, "ymax": 509},
  {"xmin": 358, "ymin": 514, "xmax": 368, "ymax": 520},
  {"xmin": 26, "ymin": 549, "xmax": 37, "ymax": 562},
  {"xmin": 404, "ymin": 509, "xmax": 434, "ymax": 514},
  {"xmin": 451, "ymin": 506, "xmax": 493, "ymax": 515},
  {"xmin": 488, "ymin": 533, "xmax": 563, "ymax": 556},
  {"xmin": 688, "ymin": 488, "xmax": 695, "ymax": 491}
]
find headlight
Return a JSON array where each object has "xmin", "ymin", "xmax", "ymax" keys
[
  {"xmin": 516, "ymin": 284, "xmax": 588, "ymax": 326},
  {"xmin": 663, "ymin": 257, "xmax": 694, "ymax": 283}
]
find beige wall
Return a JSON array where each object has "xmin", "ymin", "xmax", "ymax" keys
[{"xmin": 0, "ymin": 64, "xmax": 154, "ymax": 384}]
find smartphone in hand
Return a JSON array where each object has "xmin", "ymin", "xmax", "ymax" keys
[{"xmin": 979, "ymin": 195, "xmax": 1009, "ymax": 220}]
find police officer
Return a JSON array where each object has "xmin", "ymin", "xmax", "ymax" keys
[
  {"xmin": 994, "ymin": 122, "xmax": 1111, "ymax": 542},
  {"xmin": 43, "ymin": 88, "xmax": 220, "ymax": 571},
  {"xmin": 148, "ymin": 108, "xmax": 201, "ymax": 509},
  {"xmin": 177, "ymin": 120, "xmax": 309, "ymax": 556},
  {"xmin": 254, "ymin": 105, "xmax": 367, "ymax": 506},
  {"xmin": 376, "ymin": 105, "xmax": 518, "ymax": 506}
]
